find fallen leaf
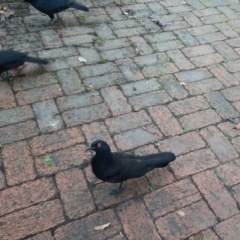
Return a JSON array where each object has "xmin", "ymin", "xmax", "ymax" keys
[
  {"xmin": 94, "ymin": 223, "xmax": 111, "ymax": 231},
  {"xmin": 180, "ymin": 81, "xmax": 186, "ymax": 86},
  {"xmin": 177, "ymin": 210, "xmax": 185, "ymax": 216},
  {"xmin": 78, "ymin": 56, "xmax": 87, "ymax": 63},
  {"xmin": 85, "ymin": 84, "xmax": 94, "ymax": 91},
  {"xmin": 236, "ymin": 123, "xmax": 240, "ymax": 130},
  {"xmin": 149, "ymin": 14, "xmax": 167, "ymax": 27}
]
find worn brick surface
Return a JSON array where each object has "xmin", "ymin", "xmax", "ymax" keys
[
  {"xmin": 201, "ymin": 126, "xmax": 239, "ymax": 162},
  {"xmin": 144, "ymin": 179, "xmax": 201, "ymax": 217},
  {"xmin": 215, "ymin": 214, "xmax": 240, "ymax": 240},
  {"xmin": 158, "ymin": 132, "xmax": 206, "ymax": 156},
  {"xmin": 156, "ymin": 201, "xmax": 217, "ymax": 239},
  {"xmin": 148, "ymin": 105, "xmax": 182, "ymax": 137},
  {"xmin": 171, "ymin": 149, "xmax": 219, "ymax": 179},
  {"xmin": 0, "ymin": 178, "xmax": 57, "ymax": 217},
  {"xmin": 2, "ymin": 0, "xmax": 240, "ymax": 238},
  {"xmin": 56, "ymin": 168, "xmax": 95, "ymax": 219},
  {"xmin": 193, "ymin": 170, "xmax": 238, "ymax": 220},
  {"xmin": 117, "ymin": 200, "xmax": 161, "ymax": 240},
  {"xmin": 30, "ymin": 127, "xmax": 84, "ymax": 156},
  {"xmin": 2, "ymin": 141, "xmax": 36, "ymax": 186},
  {"xmin": 0, "ymin": 200, "xmax": 64, "ymax": 240}
]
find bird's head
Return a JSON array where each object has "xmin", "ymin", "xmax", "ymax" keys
[{"xmin": 85, "ymin": 140, "xmax": 111, "ymax": 154}]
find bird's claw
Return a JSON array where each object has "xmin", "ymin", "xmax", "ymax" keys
[{"xmin": 109, "ymin": 189, "xmax": 121, "ymax": 195}]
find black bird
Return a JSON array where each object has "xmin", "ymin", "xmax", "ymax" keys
[
  {"xmin": 0, "ymin": 50, "xmax": 48, "ymax": 78},
  {"xmin": 23, "ymin": 0, "xmax": 89, "ymax": 22},
  {"xmin": 86, "ymin": 140, "xmax": 176, "ymax": 194}
]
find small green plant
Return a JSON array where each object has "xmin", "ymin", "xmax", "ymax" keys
[
  {"xmin": 183, "ymin": 128, "xmax": 189, "ymax": 133},
  {"xmin": 100, "ymin": 58, "xmax": 107, "ymax": 64},
  {"xmin": 148, "ymin": 185, "xmax": 154, "ymax": 193},
  {"xmin": 44, "ymin": 156, "xmax": 53, "ymax": 167},
  {"xmin": 232, "ymin": 27, "xmax": 237, "ymax": 32},
  {"xmin": 95, "ymin": 38, "xmax": 104, "ymax": 44},
  {"xmin": 79, "ymin": 14, "xmax": 86, "ymax": 22},
  {"xmin": 158, "ymin": 84, "xmax": 165, "ymax": 90},
  {"xmin": 50, "ymin": 72, "xmax": 59, "ymax": 80},
  {"xmin": 210, "ymin": 105, "xmax": 216, "ymax": 110},
  {"xmin": 175, "ymin": 114, "xmax": 182, "ymax": 120},
  {"xmin": 0, "ymin": 144, "xmax": 2, "ymax": 148},
  {"xmin": 222, "ymin": 59, "xmax": 228, "ymax": 63},
  {"xmin": 153, "ymin": 140, "xmax": 159, "ymax": 148},
  {"xmin": 195, "ymin": 128, "xmax": 200, "ymax": 133}
]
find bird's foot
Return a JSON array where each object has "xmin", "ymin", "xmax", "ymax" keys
[{"xmin": 109, "ymin": 188, "xmax": 122, "ymax": 195}]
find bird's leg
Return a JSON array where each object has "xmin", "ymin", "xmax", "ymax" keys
[{"xmin": 109, "ymin": 182, "xmax": 123, "ymax": 195}]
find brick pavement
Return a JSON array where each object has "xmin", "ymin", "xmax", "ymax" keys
[{"xmin": 0, "ymin": 0, "xmax": 240, "ymax": 239}]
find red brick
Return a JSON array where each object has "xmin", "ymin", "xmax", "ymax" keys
[
  {"xmin": 117, "ymin": 200, "xmax": 161, "ymax": 240},
  {"xmin": 81, "ymin": 121, "xmax": 117, "ymax": 151},
  {"xmin": 224, "ymin": 60, "xmax": 240, "ymax": 73},
  {"xmin": 216, "ymin": 159, "xmax": 240, "ymax": 186},
  {"xmin": 114, "ymin": 27, "xmax": 146, "ymax": 38},
  {"xmin": 174, "ymin": 29, "xmax": 199, "ymax": 46},
  {"xmin": 218, "ymin": 122, "xmax": 240, "ymax": 138},
  {"xmin": 153, "ymin": 40, "xmax": 184, "ymax": 52},
  {"xmin": 167, "ymin": 49, "xmax": 194, "ymax": 70},
  {"xmin": 144, "ymin": 179, "xmax": 201, "ymax": 217},
  {"xmin": 189, "ymin": 229, "xmax": 219, "ymax": 240},
  {"xmin": 13, "ymin": 73, "xmax": 58, "ymax": 91},
  {"xmin": 134, "ymin": 53, "xmax": 168, "ymax": 66},
  {"xmin": 57, "ymin": 68, "xmax": 83, "ymax": 95},
  {"xmin": 57, "ymin": 26, "xmax": 94, "ymax": 37},
  {"xmin": 0, "ymin": 170, "xmax": 5, "ymax": 190},
  {"xmin": 101, "ymin": 86, "xmax": 131, "ymax": 116},
  {"xmin": 221, "ymin": 86, "xmax": 240, "ymax": 102},
  {"xmin": 93, "ymin": 177, "xmax": 149, "ymax": 210},
  {"xmin": 63, "ymin": 103, "xmax": 110, "ymax": 127},
  {"xmin": 158, "ymin": 132, "xmax": 206, "ymax": 156},
  {"xmin": 232, "ymin": 137, "xmax": 240, "ymax": 154},
  {"xmin": 214, "ymin": 214, "xmax": 240, "ymax": 240},
  {"xmin": 62, "ymin": 34, "xmax": 96, "ymax": 45},
  {"xmin": 168, "ymin": 96, "xmax": 209, "ymax": 115},
  {"xmin": 0, "ymin": 199, "xmax": 64, "ymax": 240},
  {"xmin": 0, "ymin": 81, "xmax": 16, "ymax": 109},
  {"xmin": 156, "ymin": 201, "xmax": 216, "ymax": 239},
  {"xmin": 201, "ymin": 14, "xmax": 227, "ymax": 24},
  {"xmin": 148, "ymin": 105, "xmax": 182, "ymax": 137},
  {"xmin": 57, "ymin": 92, "xmax": 103, "ymax": 112},
  {"xmin": 193, "ymin": 170, "xmax": 238, "ymax": 220},
  {"xmin": 54, "ymin": 209, "xmax": 121, "ymax": 240},
  {"xmin": 180, "ymin": 109, "xmax": 221, "ymax": 130},
  {"xmin": 0, "ymin": 178, "xmax": 57, "ymax": 217},
  {"xmin": 190, "ymin": 53, "xmax": 223, "ymax": 67},
  {"xmin": 129, "ymin": 91, "xmax": 172, "ymax": 111},
  {"xmin": 114, "ymin": 124, "xmax": 162, "ymax": 151},
  {"xmin": 25, "ymin": 231, "xmax": 54, "ymax": 240},
  {"xmin": 185, "ymin": 78, "xmax": 223, "ymax": 95},
  {"xmin": 101, "ymin": 47, "xmax": 136, "ymax": 61},
  {"xmin": 200, "ymin": 126, "xmax": 239, "ymax": 162},
  {"xmin": 105, "ymin": 110, "xmax": 151, "ymax": 134},
  {"xmin": 182, "ymin": 44, "xmax": 215, "ymax": 57},
  {"xmin": 56, "ymin": 168, "xmax": 95, "ymax": 219},
  {"xmin": 35, "ymin": 144, "xmax": 89, "ymax": 175},
  {"xmin": 130, "ymin": 36, "xmax": 153, "ymax": 55},
  {"xmin": 16, "ymin": 84, "xmax": 63, "ymax": 105},
  {"xmin": 171, "ymin": 149, "xmax": 219, "ymax": 179},
  {"xmin": 116, "ymin": 58, "xmax": 144, "ymax": 81},
  {"xmin": 0, "ymin": 106, "xmax": 34, "ymax": 128},
  {"xmin": 213, "ymin": 41, "xmax": 239, "ymax": 61},
  {"xmin": 2, "ymin": 141, "xmax": 36, "ymax": 186},
  {"xmin": 30, "ymin": 127, "xmax": 84, "ymax": 156},
  {"xmin": 232, "ymin": 184, "xmax": 240, "ymax": 203},
  {"xmin": 215, "ymin": 22, "xmax": 239, "ymax": 38}
]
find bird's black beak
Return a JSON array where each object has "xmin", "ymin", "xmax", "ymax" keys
[{"xmin": 85, "ymin": 146, "xmax": 94, "ymax": 152}]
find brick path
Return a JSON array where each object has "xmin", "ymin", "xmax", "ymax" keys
[{"xmin": 1, "ymin": 0, "xmax": 240, "ymax": 239}]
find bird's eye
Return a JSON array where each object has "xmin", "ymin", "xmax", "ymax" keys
[{"xmin": 97, "ymin": 143, "xmax": 101, "ymax": 147}]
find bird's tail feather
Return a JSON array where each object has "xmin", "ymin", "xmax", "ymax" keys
[
  {"xmin": 69, "ymin": 3, "xmax": 89, "ymax": 12},
  {"xmin": 144, "ymin": 152, "xmax": 176, "ymax": 168},
  {"xmin": 23, "ymin": 56, "xmax": 48, "ymax": 64}
]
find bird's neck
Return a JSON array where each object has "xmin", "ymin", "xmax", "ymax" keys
[{"xmin": 95, "ymin": 150, "xmax": 113, "ymax": 163}]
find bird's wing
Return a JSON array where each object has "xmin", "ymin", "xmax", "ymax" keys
[
  {"xmin": 0, "ymin": 51, "xmax": 26, "ymax": 65},
  {"xmin": 111, "ymin": 153, "xmax": 150, "ymax": 181}
]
